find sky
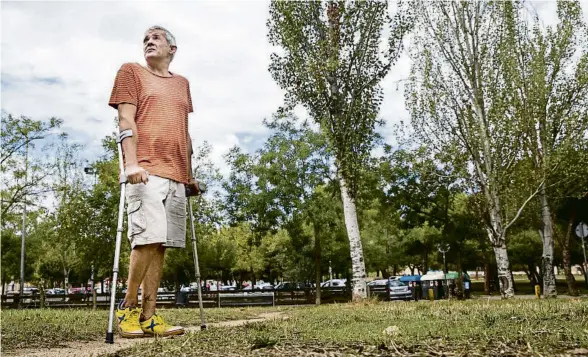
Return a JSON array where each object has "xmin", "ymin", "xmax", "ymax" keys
[{"xmin": 1, "ymin": 1, "xmax": 583, "ymax": 179}]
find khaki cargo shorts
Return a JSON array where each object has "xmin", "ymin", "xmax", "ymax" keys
[{"xmin": 125, "ymin": 175, "xmax": 186, "ymax": 249}]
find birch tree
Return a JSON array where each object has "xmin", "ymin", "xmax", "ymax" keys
[
  {"xmin": 267, "ymin": 0, "xmax": 412, "ymax": 300},
  {"xmin": 407, "ymin": 1, "xmax": 542, "ymax": 298},
  {"xmin": 501, "ymin": 0, "xmax": 588, "ymax": 298}
]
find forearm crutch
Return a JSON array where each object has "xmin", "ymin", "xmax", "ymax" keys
[
  {"xmin": 105, "ymin": 129, "xmax": 133, "ymax": 344},
  {"xmin": 187, "ymin": 191, "xmax": 207, "ymax": 330}
]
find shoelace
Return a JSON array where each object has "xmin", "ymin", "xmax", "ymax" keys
[{"xmin": 127, "ymin": 308, "xmax": 142, "ymax": 326}]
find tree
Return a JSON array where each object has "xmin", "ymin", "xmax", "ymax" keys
[
  {"xmin": 407, "ymin": 1, "xmax": 547, "ymax": 298},
  {"xmin": 501, "ymin": 0, "xmax": 588, "ymax": 298},
  {"xmin": 47, "ymin": 134, "xmax": 88, "ymax": 289},
  {"xmin": 255, "ymin": 115, "xmax": 332, "ymax": 303},
  {"xmin": 1, "ymin": 113, "xmax": 62, "ymax": 217},
  {"xmin": 267, "ymin": 0, "xmax": 413, "ymax": 300}
]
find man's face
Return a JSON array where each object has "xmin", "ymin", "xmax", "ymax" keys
[{"xmin": 143, "ymin": 30, "xmax": 175, "ymax": 62}]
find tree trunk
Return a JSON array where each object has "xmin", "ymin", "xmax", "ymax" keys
[
  {"xmin": 484, "ymin": 261, "xmax": 490, "ymax": 295},
  {"xmin": 509, "ymin": 264, "xmax": 516, "ymax": 293},
  {"xmin": 40, "ymin": 279, "xmax": 46, "ymax": 308},
  {"xmin": 456, "ymin": 252, "xmax": 464, "ymax": 299},
  {"xmin": 560, "ymin": 211, "xmax": 578, "ymax": 296},
  {"xmin": 339, "ymin": 175, "xmax": 367, "ymax": 300},
  {"xmin": 493, "ymin": 243, "xmax": 515, "ymax": 298},
  {"xmin": 525, "ymin": 265, "xmax": 535, "ymax": 286},
  {"xmin": 314, "ymin": 222, "xmax": 322, "ymax": 305},
  {"xmin": 423, "ymin": 251, "xmax": 429, "ymax": 274},
  {"xmin": 539, "ymin": 187, "xmax": 557, "ymax": 298},
  {"xmin": 64, "ymin": 270, "xmax": 70, "ymax": 292}
]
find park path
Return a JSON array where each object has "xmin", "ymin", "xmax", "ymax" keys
[{"xmin": 6, "ymin": 312, "xmax": 287, "ymax": 357}]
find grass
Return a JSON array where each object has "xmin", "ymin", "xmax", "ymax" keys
[
  {"xmin": 111, "ymin": 299, "xmax": 588, "ymax": 357},
  {"xmin": 0, "ymin": 306, "xmax": 289, "ymax": 352},
  {"xmin": 468, "ymin": 276, "xmax": 588, "ymax": 296}
]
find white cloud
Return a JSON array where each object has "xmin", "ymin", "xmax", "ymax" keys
[
  {"xmin": 1, "ymin": 0, "xmax": 585, "ymax": 180},
  {"xmin": 1, "ymin": 0, "xmax": 281, "ymax": 174}
]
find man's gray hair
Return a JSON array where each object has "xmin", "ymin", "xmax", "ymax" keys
[{"xmin": 145, "ymin": 25, "xmax": 177, "ymax": 61}]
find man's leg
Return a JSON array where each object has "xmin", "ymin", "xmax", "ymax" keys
[
  {"xmin": 123, "ymin": 244, "xmax": 161, "ymax": 307},
  {"xmin": 139, "ymin": 179, "xmax": 185, "ymax": 336},
  {"xmin": 140, "ymin": 243, "xmax": 165, "ymax": 320}
]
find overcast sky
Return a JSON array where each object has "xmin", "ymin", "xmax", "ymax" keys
[{"xmin": 1, "ymin": 1, "xmax": 584, "ymax": 178}]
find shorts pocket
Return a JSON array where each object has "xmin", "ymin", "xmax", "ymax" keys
[{"xmin": 127, "ymin": 199, "xmax": 146, "ymax": 236}]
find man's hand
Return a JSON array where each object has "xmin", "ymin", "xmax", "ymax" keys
[
  {"xmin": 125, "ymin": 163, "xmax": 149, "ymax": 184},
  {"xmin": 185, "ymin": 178, "xmax": 202, "ymax": 196}
]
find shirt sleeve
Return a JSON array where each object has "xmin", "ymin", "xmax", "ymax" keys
[{"xmin": 109, "ymin": 64, "xmax": 138, "ymax": 109}]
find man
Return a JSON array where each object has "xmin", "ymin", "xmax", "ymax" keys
[{"xmin": 108, "ymin": 25, "xmax": 197, "ymax": 338}]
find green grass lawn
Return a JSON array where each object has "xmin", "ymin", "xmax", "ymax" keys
[
  {"xmin": 111, "ymin": 298, "xmax": 588, "ymax": 357},
  {"xmin": 468, "ymin": 276, "xmax": 588, "ymax": 296},
  {"xmin": 2, "ymin": 298, "xmax": 587, "ymax": 356},
  {"xmin": 0, "ymin": 306, "xmax": 289, "ymax": 352}
]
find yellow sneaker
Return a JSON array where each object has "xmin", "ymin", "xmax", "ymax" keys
[
  {"xmin": 140, "ymin": 314, "xmax": 184, "ymax": 336},
  {"xmin": 115, "ymin": 301, "xmax": 144, "ymax": 338}
]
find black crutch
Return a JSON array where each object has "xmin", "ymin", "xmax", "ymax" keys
[
  {"xmin": 186, "ymin": 180, "xmax": 207, "ymax": 330},
  {"xmin": 105, "ymin": 129, "xmax": 133, "ymax": 344}
]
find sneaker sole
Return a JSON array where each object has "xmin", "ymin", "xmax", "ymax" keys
[
  {"xmin": 118, "ymin": 328, "xmax": 145, "ymax": 338},
  {"xmin": 143, "ymin": 329, "xmax": 185, "ymax": 337}
]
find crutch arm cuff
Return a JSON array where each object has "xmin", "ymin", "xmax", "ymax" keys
[{"xmin": 116, "ymin": 129, "xmax": 133, "ymax": 144}]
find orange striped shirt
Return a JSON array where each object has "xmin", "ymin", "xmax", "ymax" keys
[{"xmin": 109, "ymin": 62, "xmax": 193, "ymax": 184}]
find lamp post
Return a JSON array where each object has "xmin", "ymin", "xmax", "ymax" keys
[
  {"xmin": 19, "ymin": 140, "xmax": 29, "ymax": 308},
  {"xmin": 437, "ymin": 243, "xmax": 450, "ymax": 299},
  {"xmin": 84, "ymin": 167, "xmax": 98, "ymax": 185},
  {"xmin": 84, "ymin": 166, "xmax": 98, "ymax": 308},
  {"xmin": 437, "ymin": 243, "xmax": 450, "ymax": 274}
]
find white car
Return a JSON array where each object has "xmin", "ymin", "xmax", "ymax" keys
[{"xmin": 320, "ymin": 279, "xmax": 347, "ymax": 287}]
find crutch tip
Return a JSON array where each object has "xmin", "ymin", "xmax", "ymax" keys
[
  {"xmin": 201, "ymin": 324, "xmax": 207, "ymax": 330},
  {"xmin": 105, "ymin": 332, "xmax": 115, "ymax": 344}
]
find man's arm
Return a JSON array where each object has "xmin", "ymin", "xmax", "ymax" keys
[{"xmin": 119, "ymin": 103, "xmax": 148, "ymax": 184}]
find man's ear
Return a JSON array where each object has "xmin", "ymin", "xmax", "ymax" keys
[{"xmin": 170, "ymin": 46, "xmax": 177, "ymax": 56}]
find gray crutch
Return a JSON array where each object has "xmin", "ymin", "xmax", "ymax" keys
[
  {"xmin": 105, "ymin": 129, "xmax": 133, "ymax": 344},
  {"xmin": 186, "ymin": 180, "xmax": 207, "ymax": 330}
]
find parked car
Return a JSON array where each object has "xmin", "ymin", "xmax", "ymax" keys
[
  {"xmin": 69, "ymin": 287, "xmax": 87, "ymax": 295},
  {"xmin": 388, "ymin": 279, "xmax": 412, "ymax": 301},
  {"xmin": 320, "ymin": 279, "xmax": 347, "ymax": 288},
  {"xmin": 122, "ymin": 287, "xmax": 142, "ymax": 294},
  {"xmin": 46, "ymin": 288, "xmax": 66, "ymax": 295},
  {"xmin": 275, "ymin": 282, "xmax": 307, "ymax": 290},
  {"xmin": 367, "ymin": 279, "xmax": 388, "ymax": 287},
  {"xmin": 22, "ymin": 287, "xmax": 39, "ymax": 295}
]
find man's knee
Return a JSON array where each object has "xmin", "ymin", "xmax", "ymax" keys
[{"xmin": 133, "ymin": 242, "xmax": 164, "ymax": 253}]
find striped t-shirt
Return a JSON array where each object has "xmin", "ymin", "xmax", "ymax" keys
[{"xmin": 109, "ymin": 62, "xmax": 193, "ymax": 184}]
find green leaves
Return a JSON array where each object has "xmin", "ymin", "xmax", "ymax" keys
[{"xmin": 267, "ymin": 1, "xmax": 412, "ymax": 195}]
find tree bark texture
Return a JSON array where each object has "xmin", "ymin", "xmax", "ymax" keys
[
  {"xmin": 559, "ymin": 211, "xmax": 578, "ymax": 296},
  {"xmin": 539, "ymin": 187, "xmax": 557, "ymax": 298},
  {"xmin": 314, "ymin": 222, "xmax": 322, "ymax": 305},
  {"xmin": 339, "ymin": 176, "xmax": 367, "ymax": 300},
  {"xmin": 492, "ymin": 243, "xmax": 515, "ymax": 298}
]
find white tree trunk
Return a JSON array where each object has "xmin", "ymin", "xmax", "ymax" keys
[
  {"xmin": 539, "ymin": 186, "xmax": 557, "ymax": 298},
  {"xmin": 339, "ymin": 175, "xmax": 367, "ymax": 300},
  {"xmin": 492, "ymin": 243, "xmax": 515, "ymax": 298}
]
